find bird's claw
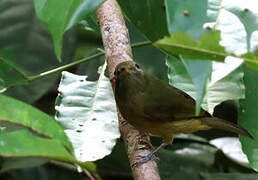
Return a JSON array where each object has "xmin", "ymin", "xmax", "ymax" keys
[
  {"xmin": 139, "ymin": 153, "xmax": 160, "ymax": 163},
  {"xmin": 132, "ymin": 154, "xmax": 160, "ymax": 168}
]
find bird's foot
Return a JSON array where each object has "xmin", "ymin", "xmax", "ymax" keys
[
  {"xmin": 132, "ymin": 154, "xmax": 160, "ymax": 168},
  {"xmin": 140, "ymin": 153, "xmax": 160, "ymax": 163}
]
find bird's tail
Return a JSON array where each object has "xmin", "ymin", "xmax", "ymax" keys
[{"xmin": 200, "ymin": 117, "xmax": 253, "ymax": 139}]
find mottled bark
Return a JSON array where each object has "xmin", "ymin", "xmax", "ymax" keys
[{"xmin": 96, "ymin": 0, "xmax": 161, "ymax": 179}]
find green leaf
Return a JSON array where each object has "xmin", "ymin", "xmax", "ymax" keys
[
  {"xmin": 165, "ymin": 0, "xmax": 209, "ymax": 38},
  {"xmin": 201, "ymin": 173, "xmax": 258, "ymax": 180},
  {"xmin": 156, "ymin": 31, "xmax": 243, "ymax": 62},
  {"xmin": 0, "ymin": 0, "xmax": 75, "ymax": 103},
  {"xmin": 182, "ymin": 59, "xmax": 211, "ymax": 115},
  {"xmin": 210, "ymin": 137, "xmax": 250, "ymax": 168},
  {"xmin": 166, "ymin": 56, "xmax": 245, "ymax": 114},
  {"xmin": 55, "ymin": 63, "xmax": 120, "ymax": 162},
  {"xmin": 239, "ymin": 66, "xmax": 258, "ymax": 172},
  {"xmin": 33, "ymin": 0, "xmax": 105, "ymax": 60},
  {"xmin": 163, "ymin": 0, "xmax": 258, "ymax": 120},
  {"xmin": 0, "ymin": 56, "xmax": 27, "ymax": 92},
  {"xmin": 0, "ymin": 94, "xmax": 73, "ymax": 152},
  {"xmin": 117, "ymin": 0, "xmax": 169, "ymax": 41},
  {"xmin": 163, "ymin": 0, "xmax": 258, "ymax": 67},
  {"xmin": 0, "ymin": 130, "xmax": 75, "ymax": 163},
  {"xmin": 164, "ymin": 0, "xmax": 225, "ymax": 115},
  {"xmin": 0, "ymin": 130, "xmax": 97, "ymax": 175}
]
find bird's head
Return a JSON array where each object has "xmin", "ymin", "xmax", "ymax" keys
[{"xmin": 114, "ymin": 61, "xmax": 143, "ymax": 81}]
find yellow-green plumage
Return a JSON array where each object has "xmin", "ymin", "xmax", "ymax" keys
[{"xmin": 114, "ymin": 61, "xmax": 252, "ymax": 161}]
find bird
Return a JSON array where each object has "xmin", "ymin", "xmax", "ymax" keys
[{"xmin": 114, "ymin": 60, "xmax": 253, "ymax": 162}]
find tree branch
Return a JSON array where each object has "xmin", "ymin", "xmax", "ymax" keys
[{"xmin": 96, "ymin": 0, "xmax": 161, "ymax": 179}]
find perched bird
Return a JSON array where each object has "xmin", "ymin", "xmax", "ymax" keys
[{"xmin": 114, "ymin": 61, "xmax": 253, "ymax": 162}]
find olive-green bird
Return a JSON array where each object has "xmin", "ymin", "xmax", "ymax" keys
[{"xmin": 114, "ymin": 61, "xmax": 253, "ymax": 162}]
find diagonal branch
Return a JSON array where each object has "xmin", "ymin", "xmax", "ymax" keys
[{"xmin": 96, "ymin": 0, "xmax": 161, "ymax": 179}]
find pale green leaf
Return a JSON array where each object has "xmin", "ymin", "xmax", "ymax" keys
[
  {"xmin": 55, "ymin": 63, "xmax": 120, "ymax": 162},
  {"xmin": 166, "ymin": 56, "xmax": 245, "ymax": 114}
]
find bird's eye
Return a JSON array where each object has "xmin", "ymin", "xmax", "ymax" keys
[
  {"xmin": 121, "ymin": 67, "xmax": 125, "ymax": 71},
  {"xmin": 135, "ymin": 64, "xmax": 140, "ymax": 69}
]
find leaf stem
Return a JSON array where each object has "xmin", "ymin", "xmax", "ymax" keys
[
  {"xmin": 3, "ymin": 40, "xmax": 152, "ymax": 89},
  {"xmin": 28, "ymin": 52, "xmax": 104, "ymax": 81},
  {"xmin": 131, "ymin": 40, "xmax": 152, "ymax": 48},
  {"xmin": 27, "ymin": 40, "xmax": 151, "ymax": 81}
]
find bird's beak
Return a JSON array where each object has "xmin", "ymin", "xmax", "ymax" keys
[{"xmin": 123, "ymin": 68, "xmax": 132, "ymax": 75}]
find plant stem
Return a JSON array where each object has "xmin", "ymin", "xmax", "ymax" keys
[
  {"xmin": 28, "ymin": 52, "xmax": 104, "ymax": 81},
  {"xmin": 132, "ymin": 40, "xmax": 151, "ymax": 48},
  {"xmin": 3, "ymin": 40, "xmax": 151, "ymax": 90},
  {"xmin": 27, "ymin": 40, "xmax": 151, "ymax": 82}
]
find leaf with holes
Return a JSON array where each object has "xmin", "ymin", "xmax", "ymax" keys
[{"xmin": 55, "ymin": 63, "xmax": 120, "ymax": 162}]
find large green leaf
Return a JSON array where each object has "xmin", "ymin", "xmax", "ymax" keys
[
  {"xmin": 239, "ymin": 66, "xmax": 258, "ymax": 172},
  {"xmin": 162, "ymin": 0, "xmax": 258, "ymax": 68},
  {"xmin": 0, "ymin": 0, "xmax": 75, "ymax": 103},
  {"xmin": 162, "ymin": 0, "xmax": 258, "ymax": 115},
  {"xmin": 182, "ymin": 59, "xmax": 211, "ymax": 115},
  {"xmin": 0, "ymin": 130, "xmax": 96, "ymax": 175},
  {"xmin": 55, "ymin": 63, "xmax": 120, "ymax": 162},
  {"xmin": 165, "ymin": 0, "xmax": 209, "ymax": 38},
  {"xmin": 117, "ymin": 0, "xmax": 169, "ymax": 41},
  {"xmin": 163, "ymin": 0, "xmax": 223, "ymax": 115},
  {"xmin": 33, "ymin": 0, "xmax": 105, "ymax": 60},
  {"xmin": 0, "ymin": 94, "xmax": 73, "ymax": 152},
  {"xmin": 155, "ymin": 31, "xmax": 228, "ymax": 61},
  {"xmin": 0, "ymin": 130, "xmax": 76, "ymax": 164},
  {"xmin": 166, "ymin": 56, "xmax": 245, "ymax": 114}
]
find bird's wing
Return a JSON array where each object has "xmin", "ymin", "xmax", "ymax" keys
[{"xmin": 142, "ymin": 75, "xmax": 208, "ymax": 122}]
